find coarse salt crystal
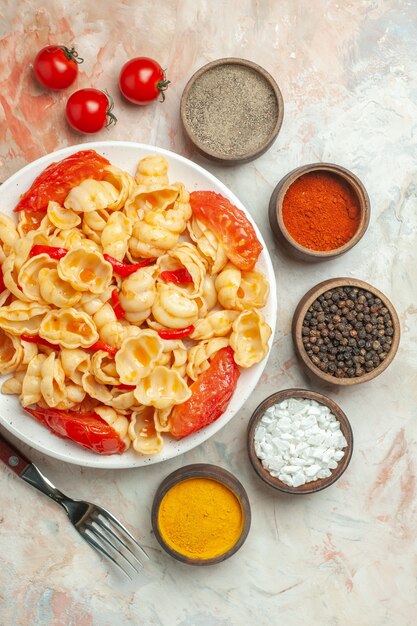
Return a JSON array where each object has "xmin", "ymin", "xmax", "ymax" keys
[{"xmin": 254, "ymin": 397, "xmax": 348, "ymax": 488}]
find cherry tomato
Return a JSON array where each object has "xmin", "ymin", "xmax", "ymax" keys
[
  {"xmin": 33, "ymin": 45, "xmax": 83, "ymax": 90},
  {"xmin": 26, "ymin": 406, "xmax": 127, "ymax": 455},
  {"xmin": 119, "ymin": 57, "xmax": 170, "ymax": 105},
  {"xmin": 170, "ymin": 347, "xmax": 240, "ymax": 439},
  {"xmin": 190, "ymin": 191, "xmax": 263, "ymax": 271},
  {"xmin": 66, "ymin": 89, "xmax": 117, "ymax": 134},
  {"xmin": 14, "ymin": 150, "xmax": 110, "ymax": 213}
]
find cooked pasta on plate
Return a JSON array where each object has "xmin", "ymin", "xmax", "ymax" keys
[{"xmin": 0, "ymin": 148, "xmax": 272, "ymax": 457}]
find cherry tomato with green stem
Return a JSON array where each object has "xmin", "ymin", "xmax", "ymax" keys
[
  {"xmin": 119, "ymin": 57, "xmax": 170, "ymax": 105},
  {"xmin": 66, "ymin": 88, "xmax": 117, "ymax": 134},
  {"xmin": 33, "ymin": 45, "xmax": 83, "ymax": 90}
]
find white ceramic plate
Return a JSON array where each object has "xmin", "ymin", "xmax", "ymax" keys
[{"xmin": 0, "ymin": 141, "xmax": 276, "ymax": 468}]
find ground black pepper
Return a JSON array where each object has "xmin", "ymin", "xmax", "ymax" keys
[
  {"xmin": 184, "ymin": 64, "xmax": 278, "ymax": 157},
  {"xmin": 302, "ymin": 287, "xmax": 394, "ymax": 378}
]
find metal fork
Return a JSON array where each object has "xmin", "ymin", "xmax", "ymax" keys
[{"xmin": 0, "ymin": 432, "xmax": 149, "ymax": 578}]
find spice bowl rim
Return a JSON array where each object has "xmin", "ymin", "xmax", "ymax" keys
[
  {"xmin": 292, "ymin": 277, "xmax": 401, "ymax": 386},
  {"xmin": 247, "ymin": 388, "xmax": 353, "ymax": 494},
  {"xmin": 268, "ymin": 162, "xmax": 371, "ymax": 261},
  {"xmin": 180, "ymin": 57, "xmax": 284, "ymax": 164},
  {"xmin": 151, "ymin": 463, "xmax": 251, "ymax": 565}
]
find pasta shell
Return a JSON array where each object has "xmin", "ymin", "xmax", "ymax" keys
[
  {"xmin": 157, "ymin": 242, "xmax": 207, "ymax": 297},
  {"xmin": 0, "ymin": 301, "xmax": 49, "ymax": 335},
  {"xmin": 134, "ymin": 155, "xmax": 169, "ymax": 187},
  {"xmin": 2, "ymin": 371, "xmax": 25, "ymax": 395},
  {"xmin": 229, "ymin": 309, "xmax": 272, "ymax": 368},
  {"xmin": 40, "ymin": 352, "xmax": 66, "ymax": 408},
  {"xmin": 119, "ymin": 266, "xmax": 156, "ymax": 324},
  {"xmin": 18, "ymin": 253, "xmax": 57, "ymax": 302},
  {"xmin": 129, "ymin": 220, "xmax": 179, "ymax": 259},
  {"xmin": 190, "ymin": 310, "xmax": 239, "ymax": 341},
  {"xmin": 91, "ymin": 350, "xmax": 119, "ymax": 385},
  {"xmin": 82, "ymin": 372, "xmax": 113, "ymax": 404},
  {"xmin": 0, "ymin": 214, "xmax": 19, "ymax": 250},
  {"xmin": 128, "ymin": 407, "xmax": 164, "ymax": 455},
  {"xmin": 94, "ymin": 406, "xmax": 130, "ymax": 450},
  {"xmin": 47, "ymin": 201, "xmax": 81, "ymax": 230},
  {"xmin": 39, "ymin": 308, "xmax": 98, "ymax": 349},
  {"xmin": 20, "ymin": 354, "xmax": 48, "ymax": 407},
  {"xmin": 60, "ymin": 348, "xmax": 90, "ymax": 385},
  {"xmin": 102, "ymin": 165, "xmax": 135, "ymax": 210},
  {"xmin": 186, "ymin": 337, "xmax": 229, "ymax": 381},
  {"xmin": 215, "ymin": 263, "xmax": 241, "ymax": 309},
  {"xmin": 152, "ymin": 283, "xmax": 199, "ymax": 329},
  {"xmin": 133, "ymin": 365, "xmax": 191, "ymax": 410},
  {"xmin": 188, "ymin": 217, "xmax": 228, "ymax": 275},
  {"xmin": 64, "ymin": 179, "xmax": 120, "ymax": 213},
  {"xmin": 38, "ymin": 268, "xmax": 82, "ymax": 308},
  {"xmin": 101, "ymin": 212, "xmax": 132, "ymax": 261},
  {"xmin": 115, "ymin": 331, "xmax": 163, "ymax": 385},
  {"xmin": 0, "ymin": 329, "xmax": 23, "ymax": 375},
  {"xmin": 58, "ymin": 247, "xmax": 112, "ymax": 294}
]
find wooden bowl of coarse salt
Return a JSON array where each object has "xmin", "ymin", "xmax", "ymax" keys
[
  {"xmin": 247, "ymin": 389, "xmax": 353, "ymax": 494},
  {"xmin": 180, "ymin": 58, "xmax": 284, "ymax": 164}
]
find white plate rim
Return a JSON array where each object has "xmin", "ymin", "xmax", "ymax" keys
[{"xmin": 0, "ymin": 141, "xmax": 277, "ymax": 468}]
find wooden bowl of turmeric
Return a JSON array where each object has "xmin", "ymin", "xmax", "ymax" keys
[
  {"xmin": 151, "ymin": 464, "xmax": 251, "ymax": 565},
  {"xmin": 268, "ymin": 163, "xmax": 370, "ymax": 262}
]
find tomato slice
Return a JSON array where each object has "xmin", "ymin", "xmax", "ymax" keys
[
  {"xmin": 189, "ymin": 191, "xmax": 263, "ymax": 271},
  {"xmin": 170, "ymin": 346, "xmax": 240, "ymax": 439},
  {"xmin": 14, "ymin": 150, "xmax": 110, "ymax": 213},
  {"xmin": 25, "ymin": 406, "xmax": 127, "ymax": 455}
]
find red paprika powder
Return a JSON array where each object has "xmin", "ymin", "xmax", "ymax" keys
[{"xmin": 282, "ymin": 171, "xmax": 361, "ymax": 251}]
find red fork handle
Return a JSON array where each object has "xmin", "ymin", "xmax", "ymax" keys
[{"xmin": 0, "ymin": 431, "xmax": 31, "ymax": 476}]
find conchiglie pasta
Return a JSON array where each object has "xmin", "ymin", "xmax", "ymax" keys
[
  {"xmin": 58, "ymin": 247, "xmax": 112, "ymax": 294},
  {"xmin": 64, "ymin": 179, "xmax": 120, "ymax": 213},
  {"xmin": 102, "ymin": 165, "xmax": 135, "ymax": 210},
  {"xmin": 135, "ymin": 155, "xmax": 169, "ymax": 187},
  {"xmin": 186, "ymin": 337, "xmax": 229, "ymax": 381},
  {"xmin": 91, "ymin": 351, "xmax": 119, "ymax": 386},
  {"xmin": 115, "ymin": 331, "xmax": 163, "ymax": 385},
  {"xmin": 190, "ymin": 309, "xmax": 239, "ymax": 340},
  {"xmin": 128, "ymin": 407, "xmax": 163, "ymax": 455},
  {"xmin": 47, "ymin": 201, "xmax": 81, "ymax": 230},
  {"xmin": 38, "ymin": 268, "xmax": 82, "ymax": 308},
  {"xmin": 82, "ymin": 372, "xmax": 113, "ymax": 404},
  {"xmin": 0, "ymin": 329, "xmax": 24, "ymax": 374},
  {"xmin": 129, "ymin": 220, "xmax": 179, "ymax": 259},
  {"xmin": 101, "ymin": 212, "xmax": 132, "ymax": 261},
  {"xmin": 0, "ymin": 214, "xmax": 19, "ymax": 251},
  {"xmin": 40, "ymin": 352, "xmax": 66, "ymax": 408},
  {"xmin": 157, "ymin": 242, "xmax": 207, "ymax": 297},
  {"xmin": 188, "ymin": 217, "xmax": 228, "ymax": 274},
  {"xmin": 39, "ymin": 308, "xmax": 98, "ymax": 349},
  {"xmin": 82, "ymin": 210, "xmax": 111, "ymax": 245},
  {"xmin": 118, "ymin": 266, "xmax": 156, "ymax": 324},
  {"xmin": 134, "ymin": 365, "xmax": 191, "ymax": 410},
  {"xmin": 229, "ymin": 309, "xmax": 272, "ymax": 368},
  {"xmin": 215, "ymin": 263, "xmax": 269, "ymax": 311},
  {"xmin": 20, "ymin": 354, "xmax": 48, "ymax": 407},
  {"xmin": 152, "ymin": 283, "xmax": 199, "ymax": 329},
  {"xmin": 60, "ymin": 348, "xmax": 90, "ymax": 385},
  {"xmin": 0, "ymin": 301, "xmax": 49, "ymax": 335},
  {"xmin": 2, "ymin": 371, "xmax": 25, "ymax": 395},
  {"xmin": 94, "ymin": 406, "xmax": 130, "ymax": 450},
  {"xmin": 18, "ymin": 253, "xmax": 57, "ymax": 302}
]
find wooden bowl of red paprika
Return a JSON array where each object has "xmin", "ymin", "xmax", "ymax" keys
[{"xmin": 268, "ymin": 163, "xmax": 370, "ymax": 262}]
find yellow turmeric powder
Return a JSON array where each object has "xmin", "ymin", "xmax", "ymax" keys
[{"xmin": 157, "ymin": 477, "xmax": 244, "ymax": 559}]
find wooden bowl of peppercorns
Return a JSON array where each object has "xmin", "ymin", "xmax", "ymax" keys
[
  {"xmin": 292, "ymin": 278, "xmax": 400, "ymax": 385},
  {"xmin": 268, "ymin": 163, "xmax": 370, "ymax": 262}
]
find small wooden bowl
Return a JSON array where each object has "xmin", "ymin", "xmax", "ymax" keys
[
  {"xmin": 292, "ymin": 277, "xmax": 400, "ymax": 386},
  {"xmin": 247, "ymin": 388, "xmax": 353, "ymax": 494},
  {"xmin": 151, "ymin": 463, "xmax": 251, "ymax": 565},
  {"xmin": 180, "ymin": 58, "xmax": 284, "ymax": 164},
  {"xmin": 268, "ymin": 163, "xmax": 370, "ymax": 261}
]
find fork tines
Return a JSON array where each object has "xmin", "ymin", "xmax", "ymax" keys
[{"xmin": 79, "ymin": 509, "xmax": 149, "ymax": 579}]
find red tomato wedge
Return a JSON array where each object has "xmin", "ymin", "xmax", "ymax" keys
[
  {"xmin": 170, "ymin": 346, "xmax": 240, "ymax": 439},
  {"xmin": 25, "ymin": 406, "xmax": 127, "ymax": 455},
  {"xmin": 189, "ymin": 191, "xmax": 263, "ymax": 271},
  {"xmin": 14, "ymin": 150, "xmax": 110, "ymax": 213}
]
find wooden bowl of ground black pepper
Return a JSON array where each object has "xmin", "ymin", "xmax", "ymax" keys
[
  {"xmin": 269, "ymin": 163, "xmax": 370, "ymax": 262},
  {"xmin": 292, "ymin": 278, "xmax": 400, "ymax": 386},
  {"xmin": 180, "ymin": 58, "xmax": 284, "ymax": 164}
]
